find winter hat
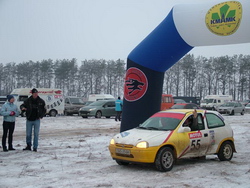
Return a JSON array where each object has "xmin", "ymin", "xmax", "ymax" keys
[
  {"xmin": 7, "ymin": 95, "xmax": 14, "ymax": 102},
  {"xmin": 31, "ymin": 88, "xmax": 38, "ymax": 94}
]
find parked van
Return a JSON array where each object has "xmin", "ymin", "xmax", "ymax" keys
[
  {"xmin": 161, "ymin": 94, "xmax": 174, "ymax": 110},
  {"xmin": 64, "ymin": 96, "xmax": 86, "ymax": 115},
  {"xmin": 10, "ymin": 88, "xmax": 64, "ymax": 117},
  {"xmin": 88, "ymin": 94, "xmax": 115, "ymax": 102},
  {"xmin": 201, "ymin": 95, "xmax": 233, "ymax": 110}
]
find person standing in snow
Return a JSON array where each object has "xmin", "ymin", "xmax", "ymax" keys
[
  {"xmin": 21, "ymin": 88, "xmax": 46, "ymax": 152},
  {"xmin": 115, "ymin": 96, "xmax": 123, "ymax": 121},
  {"xmin": 1, "ymin": 95, "xmax": 19, "ymax": 152}
]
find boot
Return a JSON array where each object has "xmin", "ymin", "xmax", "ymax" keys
[
  {"xmin": 23, "ymin": 145, "xmax": 31, "ymax": 151},
  {"xmin": 9, "ymin": 145, "xmax": 16, "ymax": 151},
  {"xmin": 3, "ymin": 146, "xmax": 8, "ymax": 152}
]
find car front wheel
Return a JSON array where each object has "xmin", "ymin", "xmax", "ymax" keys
[
  {"xmin": 95, "ymin": 111, "xmax": 102, "ymax": 118},
  {"xmin": 49, "ymin": 110, "xmax": 57, "ymax": 117},
  {"xmin": 217, "ymin": 141, "xmax": 233, "ymax": 161},
  {"xmin": 155, "ymin": 147, "xmax": 175, "ymax": 172}
]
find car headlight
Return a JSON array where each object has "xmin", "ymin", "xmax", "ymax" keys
[
  {"xmin": 89, "ymin": 108, "xmax": 96, "ymax": 111},
  {"xmin": 110, "ymin": 138, "xmax": 115, "ymax": 145},
  {"xmin": 136, "ymin": 141, "xmax": 149, "ymax": 148}
]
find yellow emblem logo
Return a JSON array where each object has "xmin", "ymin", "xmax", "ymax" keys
[{"xmin": 205, "ymin": 1, "xmax": 242, "ymax": 36}]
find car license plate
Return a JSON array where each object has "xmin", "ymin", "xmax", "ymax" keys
[{"xmin": 116, "ymin": 148, "xmax": 130, "ymax": 155}]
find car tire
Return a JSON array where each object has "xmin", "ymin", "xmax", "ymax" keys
[
  {"xmin": 241, "ymin": 110, "xmax": 244, "ymax": 115},
  {"xmin": 64, "ymin": 111, "xmax": 70, "ymax": 116},
  {"xmin": 95, "ymin": 111, "xmax": 102, "ymax": 118},
  {"xmin": 217, "ymin": 141, "xmax": 233, "ymax": 161},
  {"xmin": 21, "ymin": 111, "xmax": 26, "ymax": 117},
  {"xmin": 82, "ymin": 116, "xmax": 88, "ymax": 118},
  {"xmin": 230, "ymin": 110, "xmax": 234, "ymax": 115},
  {"xmin": 116, "ymin": 160, "xmax": 129, "ymax": 166},
  {"xmin": 49, "ymin": 110, "xmax": 57, "ymax": 117},
  {"xmin": 155, "ymin": 147, "xmax": 175, "ymax": 172}
]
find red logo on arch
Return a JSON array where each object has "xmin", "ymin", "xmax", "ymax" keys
[{"xmin": 124, "ymin": 67, "xmax": 148, "ymax": 102}]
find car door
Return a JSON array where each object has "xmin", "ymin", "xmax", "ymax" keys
[
  {"xmin": 102, "ymin": 101, "xmax": 116, "ymax": 116},
  {"xmin": 236, "ymin": 102, "xmax": 243, "ymax": 113},
  {"xmin": 178, "ymin": 113, "xmax": 210, "ymax": 158},
  {"xmin": 204, "ymin": 112, "xmax": 228, "ymax": 154}
]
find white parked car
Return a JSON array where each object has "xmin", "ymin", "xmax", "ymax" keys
[
  {"xmin": 245, "ymin": 103, "xmax": 250, "ymax": 113},
  {"xmin": 217, "ymin": 101, "xmax": 245, "ymax": 115}
]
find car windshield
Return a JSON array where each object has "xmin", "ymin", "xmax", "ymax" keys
[
  {"xmin": 246, "ymin": 103, "xmax": 250, "ymax": 107},
  {"xmin": 138, "ymin": 116, "xmax": 182, "ymax": 131},
  {"xmin": 171, "ymin": 104, "xmax": 184, "ymax": 109},
  {"xmin": 206, "ymin": 99, "xmax": 214, "ymax": 103},
  {"xmin": 174, "ymin": 99, "xmax": 186, "ymax": 103},
  {"xmin": 70, "ymin": 98, "xmax": 85, "ymax": 104},
  {"xmin": 221, "ymin": 102, "xmax": 235, "ymax": 107}
]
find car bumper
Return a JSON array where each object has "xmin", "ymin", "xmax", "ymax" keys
[
  {"xmin": 79, "ymin": 111, "xmax": 95, "ymax": 117},
  {"xmin": 109, "ymin": 144, "xmax": 159, "ymax": 163}
]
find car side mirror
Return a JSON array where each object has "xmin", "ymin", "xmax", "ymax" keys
[{"xmin": 178, "ymin": 127, "xmax": 191, "ymax": 133}]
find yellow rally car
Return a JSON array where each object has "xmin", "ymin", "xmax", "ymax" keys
[{"xmin": 109, "ymin": 109, "xmax": 236, "ymax": 171}]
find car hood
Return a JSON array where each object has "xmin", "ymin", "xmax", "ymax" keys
[
  {"xmin": 113, "ymin": 128, "xmax": 172, "ymax": 147},
  {"xmin": 80, "ymin": 106, "xmax": 99, "ymax": 110}
]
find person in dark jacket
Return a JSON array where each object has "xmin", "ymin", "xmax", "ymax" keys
[
  {"xmin": 21, "ymin": 88, "xmax": 46, "ymax": 152},
  {"xmin": 1, "ymin": 95, "xmax": 19, "ymax": 152}
]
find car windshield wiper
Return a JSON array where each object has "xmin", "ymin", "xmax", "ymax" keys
[
  {"xmin": 146, "ymin": 127, "xmax": 159, "ymax": 130},
  {"xmin": 137, "ymin": 126, "xmax": 147, "ymax": 129}
]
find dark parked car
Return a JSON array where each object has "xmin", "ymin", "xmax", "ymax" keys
[
  {"xmin": 170, "ymin": 103, "xmax": 200, "ymax": 109},
  {"xmin": 218, "ymin": 101, "xmax": 245, "ymax": 115},
  {"xmin": 173, "ymin": 99, "xmax": 186, "ymax": 104},
  {"xmin": 79, "ymin": 100, "xmax": 116, "ymax": 118}
]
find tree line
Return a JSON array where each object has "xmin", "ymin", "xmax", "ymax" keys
[
  {"xmin": 0, "ymin": 58, "xmax": 125, "ymax": 100},
  {"xmin": 0, "ymin": 54, "xmax": 249, "ymax": 101},
  {"xmin": 164, "ymin": 54, "xmax": 250, "ymax": 101}
]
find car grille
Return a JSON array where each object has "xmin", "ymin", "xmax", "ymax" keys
[{"xmin": 115, "ymin": 143, "xmax": 134, "ymax": 148}]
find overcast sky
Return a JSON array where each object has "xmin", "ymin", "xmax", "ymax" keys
[{"xmin": 1, "ymin": 0, "xmax": 250, "ymax": 64}]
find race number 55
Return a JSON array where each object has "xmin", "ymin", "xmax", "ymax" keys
[{"xmin": 191, "ymin": 139, "xmax": 201, "ymax": 150}]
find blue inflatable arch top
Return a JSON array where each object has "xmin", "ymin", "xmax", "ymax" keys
[{"xmin": 121, "ymin": 0, "xmax": 250, "ymax": 132}]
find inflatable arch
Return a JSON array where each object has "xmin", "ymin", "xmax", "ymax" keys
[{"xmin": 121, "ymin": 0, "xmax": 250, "ymax": 132}]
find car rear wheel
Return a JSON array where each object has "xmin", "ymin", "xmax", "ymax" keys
[
  {"xmin": 116, "ymin": 160, "xmax": 129, "ymax": 166},
  {"xmin": 217, "ymin": 141, "xmax": 233, "ymax": 161},
  {"xmin": 95, "ymin": 111, "xmax": 102, "ymax": 118},
  {"xmin": 155, "ymin": 147, "xmax": 175, "ymax": 172},
  {"xmin": 241, "ymin": 110, "xmax": 244, "ymax": 115},
  {"xmin": 49, "ymin": 110, "xmax": 57, "ymax": 117}
]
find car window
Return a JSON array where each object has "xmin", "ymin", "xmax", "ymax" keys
[
  {"xmin": 182, "ymin": 113, "xmax": 204, "ymax": 131},
  {"xmin": 19, "ymin": 95, "xmax": 28, "ymax": 102},
  {"xmin": 65, "ymin": 98, "xmax": 69, "ymax": 104},
  {"xmin": 206, "ymin": 113, "xmax": 225, "ymax": 128},
  {"xmin": 106, "ymin": 102, "xmax": 115, "ymax": 107}
]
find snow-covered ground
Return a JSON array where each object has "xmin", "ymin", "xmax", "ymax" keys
[{"xmin": 0, "ymin": 113, "xmax": 250, "ymax": 188}]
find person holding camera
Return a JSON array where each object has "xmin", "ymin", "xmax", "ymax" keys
[{"xmin": 1, "ymin": 95, "xmax": 19, "ymax": 152}]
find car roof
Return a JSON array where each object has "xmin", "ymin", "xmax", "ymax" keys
[{"xmin": 159, "ymin": 109, "xmax": 208, "ymax": 114}]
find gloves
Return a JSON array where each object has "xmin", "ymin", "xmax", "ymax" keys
[{"xmin": 10, "ymin": 111, "xmax": 15, "ymax": 116}]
